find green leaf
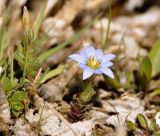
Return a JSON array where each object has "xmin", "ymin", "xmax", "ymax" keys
[
  {"xmin": 149, "ymin": 40, "xmax": 160, "ymax": 77},
  {"xmin": 137, "ymin": 114, "xmax": 148, "ymax": 129},
  {"xmin": 15, "ymin": 43, "xmax": 25, "ymax": 68},
  {"xmin": 139, "ymin": 56, "xmax": 152, "ymax": 81},
  {"xmin": 38, "ymin": 15, "xmax": 100, "ymax": 63},
  {"xmin": 148, "ymin": 89, "xmax": 160, "ymax": 105},
  {"xmin": 0, "ymin": 28, "xmax": 6, "ymax": 62},
  {"xmin": 40, "ymin": 65, "xmax": 65, "ymax": 84},
  {"xmin": 9, "ymin": 91, "xmax": 26, "ymax": 102},
  {"xmin": 12, "ymin": 108, "xmax": 23, "ymax": 117},
  {"xmin": 154, "ymin": 131, "xmax": 160, "ymax": 136},
  {"xmin": 15, "ymin": 41, "xmax": 40, "ymax": 79},
  {"xmin": 126, "ymin": 121, "xmax": 136, "ymax": 131},
  {"xmin": 11, "ymin": 102, "xmax": 24, "ymax": 117},
  {"xmin": 11, "ymin": 101, "xmax": 24, "ymax": 111},
  {"xmin": 150, "ymin": 119, "xmax": 157, "ymax": 131},
  {"xmin": 9, "ymin": 91, "xmax": 26, "ymax": 117},
  {"xmin": 148, "ymin": 88, "xmax": 160, "ymax": 97},
  {"xmin": 3, "ymin": 77, "xmax": 13, "ymax": 92},
  {"xmin": 138, "ymin": 56, "xmax": 152, "ymax": 91}
]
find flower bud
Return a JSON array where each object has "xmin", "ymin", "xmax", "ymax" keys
[{"xmin": 22, "ymin": 6, "xmax": 30, "ymax": 33}]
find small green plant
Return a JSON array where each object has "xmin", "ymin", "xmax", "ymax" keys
[
  {"xmin": 68, "ymin": 45, "xmax": 116, "ymax": 120},
  {"xmin": 126, "ymin": 114, "xmax": 160, "ymax": 136},
  {"xmin": 137, "ymin": 56, "xmax": 152, "ymax": 93},
  {"xmin": 8, "ymin": 91, "xmax": 28, "ymax": 117},
  {"xmin": 149, "ymin": 40, "xmax": 160, "ymax": 77},
  {"xmin": 2, "ymin": 6, "xmax": 42, "ymax": 117},
  {"xmin": 0, "ymin": 5, "xmax": 50, "ymax": 117}
]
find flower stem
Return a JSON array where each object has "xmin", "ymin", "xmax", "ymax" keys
[
  {"xmin": 79, "ymin": 75, "xmax": 96, "ymax": 104},
  {"xmin": 69, "ymin": 76, "xmax": 96, "ymax": 121},
  {"xmin": 10, "ymin": 44, "xmax": 14, "ymax": 86},
  {"xmin": 22, "ymin": 32, "xmax": 29, "ymax": 84}
]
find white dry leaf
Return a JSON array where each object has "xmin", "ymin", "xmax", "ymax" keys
[
  {"xmin": 52, "ymin": 120, "xmax": 96, "ymax": 136},
  {"xmin": 90, "ymin": 110, "xmax": 108, "ymax": 121},
  {"xmin": 41, "ymin": 115, "xmax": 60, "ymax": 136},
  {"xmin": 103, "ymin": 96, "xmax": 144, "ymax": 126},
  {"xmin": 94, "ymin": 18, "xmax": 123, "ymax": 33},
  {"xmin": 11, "ymin": 0, "xmax": 27, "ymax": 7},
  {"xmin": 155, "ymin": 112, "xmax": 160, "ymax": 128},
  {"xmin": 133, "ymin": 7, "xmax": 160, "ymax": 26},
  {"xmin": 70, "ymin": 120, "xmax": 96, "ymax": 136},
  {"xmin": 124, "ymin": 0, "xmax": 144, "ymax": 11},
  {"xmin": 25, "ymin": 97, "xmax": 61, "ymax": 135},
  {"xmin": 0, "ymin": 66, "xmax": 2, "ymax": 75},
  {"xmin": 139, "ymin": 48, "xmax": 148, "ymax": 57},
  {"xmin": 0, "ymin": 90, "xmax": 11, "ymax": 123},
  {"xmin": 133, "ymin": 28, "xmax": 146, "ymax": 39},
  {"xmin": 25, "ymin": 109, "xmax": 40, "ymax": 127},
  {"xmin": 123, "ymin": 36, "xmax": 139, "ymax": 59},
  {"xmin": 11, "ymin": 118, "xmax": 38, "ymax": 136},
  {"xmin": 0, "ymin": 103, "xmax": 11, "ymax": 123},
  {"xmin": 40, "ymin": 103, "xmax": 95, "ymax": 136},
  {"xmin": 26, "ymin": 95, "xmax": 97, "ymax": 136},
  {"xmin": 25, "ymin": 96, "xmax": 61, "ymax": 136},
  {"xmin": 98, "ymin": 89, "xmax": 112, "ymax": 99},
  {"xmin": 114, "ymin": 7, "xmax": 160, "ymax": 28},
  {"xmin": 111, "ymin": 34, "xmax": 139, "ymax": 59},
  {"xmin": 34, "ymin": 94, "xmax": 46, "ymax": 108},
  {"xmin": 111, "ymin": 33, "xmax": 123, "ymax": 44}
]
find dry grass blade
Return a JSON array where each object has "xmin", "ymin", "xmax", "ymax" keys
[{"xmin": 105, "ymin": 100, "xmax": 120, "ymax": 126}]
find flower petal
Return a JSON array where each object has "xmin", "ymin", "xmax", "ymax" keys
[
  {"xmin": 100, "ymin": 68, "xmax": 114, "ymax": 79},
  {"xmin": 86, "ymin": 46, "xmax": 96, "ymax": 57},
  {"xmin": 80, "ymin": 63, "xmax": 87, "ymax": 69},
  {"xmin": 69, "ymin": 54, "xmax": 85, "ymax": 63},
  {"xmin": 101, "ymin": 61, "xmax": 113, "ymax": 68},
  {"xmin": 95, "ymin": 69, "xmax": 102, "ymax": 74},
  {"xmin": 83, "ymin": 67, "xmax": 94, "ymax": 80},
  {"xmin": 95, "ymin": 49, "xmax": 103, "ymax": 59},
  {"xmin": 80, "ymin": 50, "xmax": 88, "ymax": 59},
  {"xmin": 102, "ymin": 54, "xmax": 116, "ymax": 62}
]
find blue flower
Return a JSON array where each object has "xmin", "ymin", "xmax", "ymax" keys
[{"xmin": 69, "ymin": 45, "xmax": 116, "ymax": 80}]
